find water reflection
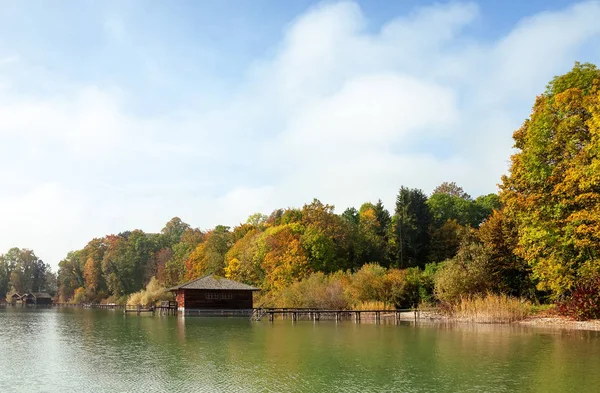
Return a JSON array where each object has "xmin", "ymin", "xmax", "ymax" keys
[{"xmin": 1, "ymin": 307, "xmax": 599, "ymax": 393}]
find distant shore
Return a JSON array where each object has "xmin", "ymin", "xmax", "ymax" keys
[
  {"xmin": 414, "ymin": 310, "xmax": 600, "ymax": 331},
  {"xmin": 517, "ymin": 316, "xmax": 600, "ymax": 331}
]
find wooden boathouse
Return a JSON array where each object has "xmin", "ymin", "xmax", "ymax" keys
[
  {"xmin": 31, "ymin": 292, "xmax": 53, "ymax": 306},
  {"xmin": 168, "ymin": 275, "xmax": 259, "ymax": 315},
  {"xmin": 12, "ymin": 292, "xmax": 53, "ymax": 306},
  {"xmin": 10, "ymin": 293, "xmax": 21, "ymax": 305}
]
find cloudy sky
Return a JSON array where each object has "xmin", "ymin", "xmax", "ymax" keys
[{"xmin": 1, "ymin": 0, "xmax": 600, "ymax": 269}]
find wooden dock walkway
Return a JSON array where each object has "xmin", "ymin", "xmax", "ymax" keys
[
  {"xmin": 250, "ymin": 308, "xmax": 422, "ymax": 323},
  {"xmin": 54, "ymin": 301, "xmax": 178, "ymax": 315}
]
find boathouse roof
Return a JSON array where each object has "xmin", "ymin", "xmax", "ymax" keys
[
  {"xmin": 168, "ymin": 275, "xmax": 260, "ymax": 292},
  {"xmin": 33, "ymin": 292, "xmax": 52, "ymax": 299}
]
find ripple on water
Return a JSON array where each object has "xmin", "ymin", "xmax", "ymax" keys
[{"xmin": 2, "ymin": 308, "xmax": 600, "ymax": 392}]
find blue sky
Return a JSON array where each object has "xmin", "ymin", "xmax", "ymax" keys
[{"xmin": 1, "ymin": 0, "xmax": 599, "ymax": 268}]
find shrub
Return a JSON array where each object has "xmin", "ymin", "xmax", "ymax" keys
[
  {"xmin": 72, "ymin": 287, "xmax": 86, "ymax": 304},
  {"xmin": 452, "ymin": 294, "xmax": 532, "ymax": 323},
  {"xmin": 273, "ymin": 272, "xmax": 352, "ymax": 309},
  {"xmin": 127, "ymin": 277, "xmax": 173, "ymax": 306},
  {"xmin": 556, "ymin": 276, "xmax": 600, "ymax": 320},
  {"xmin": 419, "ymin": 262, "xmax": 440, "ymax": 304},
  {"xmin": 382, "ymin": 268, "xmax": 420, "ymax": 308},
  {"xmin": 349, "ymin": 263, "xmax": 386, "ymax": 303},
  {"xmin": 434, "ymin": 241, "xmax": 491, "ymax": 303}
]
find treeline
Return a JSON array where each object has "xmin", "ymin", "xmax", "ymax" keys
[
  {"xmin": 53, "ymin": 182, "xmax": 499, "ymax": 305},
  {"xmin": 9, "ymin": 63, "xmax": 600, "ymax": 319},
  {"xmin": 0, "ymin": 248, "xmax": 56, "ymax": 298}
]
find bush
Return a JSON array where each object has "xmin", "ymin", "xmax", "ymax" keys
[
  {"xmin": 419, "ymin": 263, "xmax": 440, "ymax": 304},
  {"xmin": 452, "ymin": 294, "xmax": 532, "ymax": 323},
  {"xmin": 556, "ymin": 276, "xmax": 600, "ymax": 320},
  {"xmin": 382, "ymin": 268, "xmax": 420, "ymax": 308},
  {"xmin": 72, "ymin": 287, "xmax": 86, "ymax": 304},
  {"xmin": 127, "ymin": 277, "xmax": 173, "ymax": 306},
  {"xmin": 349, "ymin": 263, "xmax": 386, "ymax": 303},
  {"xmin": 434, "ymin": 241, "xmax": 491, "ymax": 303},
  {"xmin": 271, "ymin": 272, "xmax": 352, "ymax": 309}
]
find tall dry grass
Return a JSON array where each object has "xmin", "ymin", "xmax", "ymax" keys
[
  {"xmin": 127, "ymin": 277, "xmax": 173, "ymax": 306},
  {"xmin": 353, "ymin": 301, "xmax": 395, "ymax": 310},
  {"xmin": 452, "ymin": 294, "xmax": 532, "ymax": 323}
]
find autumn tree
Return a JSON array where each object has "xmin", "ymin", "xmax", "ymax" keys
[
  {"xmin": 161, "ymin": 217, "xmax": 191, "ymax": 247},
  {"xmin": 260, "ymin": 224, "xmax": 311, "ymax": 291},
  {"xmin": 0, "ymin": 248, "xmax": 52, "ymax": 294},
  {"xmin": 82, "ymin": 238, "xmax": 108, "ymax": 301},
  {"xmin": 163, "ymin": 227, "xmax": 204, "ymax": 286},
  {"xmin": 185, "ymin": 225, "xmax": 232, "ymax": 279},
  {"xmin": 58, "ymin": 251, "xmax": 85, "ymax": 301},
  {"xmin": 224, "ymin": 229, "xmax": 264, "ymax": 286},
  {"xmin": 433, "ymin": 182, "xmax": 471, "ymax": 199},
  {"xmin": 300, "ymin": 199, "xmax": 352, "ymax": 272},
  {"xmin": 501, "ymin": 62, "xmax": 600, "ymax": 297}
]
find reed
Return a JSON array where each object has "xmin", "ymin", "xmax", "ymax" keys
[
  {"xmin": 353, "ymin": 301, "xmax": 394, "ymax": 310},
  {"xmin": 452, "ymin": 293, "xmax": 532, "ymax": 323}
]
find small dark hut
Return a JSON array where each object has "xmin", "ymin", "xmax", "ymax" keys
[
  {"xmin": 32, "ymin": 292, "xmax": 53, "ymax": 306},
  {"xmin": 10, "ymin": 293, "xmax": 21, "ymax": 305},
  {"xmin": 21, "ymin": 293, "xmax": 35, "ymax": 305},
  {"xmin": 168, "ymin": 275, "xmax": 259, "ymax": 312}
]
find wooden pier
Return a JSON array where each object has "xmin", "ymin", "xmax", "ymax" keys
[
  {"xmin": 54, "ymin": 301, "xmax": 178, "ymax": 315},
  {"xmin": 250, "ymin": 308, "xmax": 422, "ymax": 324}
]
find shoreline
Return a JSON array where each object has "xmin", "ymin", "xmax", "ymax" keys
[
  {"xmin": 516, "ymin": 316, "xmax": 600, "ymax": 331},
  {"xmin": 417, "ymin": 311, "xmax": 600, "ymax": 331}
]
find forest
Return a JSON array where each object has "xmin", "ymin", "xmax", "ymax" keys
[{"xmin": 2, "ymin": 63, "xmax": 599, "ymax": 320}]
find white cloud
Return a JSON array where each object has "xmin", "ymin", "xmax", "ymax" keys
[
  {"xmin": 0, "ymin": 55, "xmax": 19, "ymax": 67},
  {"xmin": 1, "ymin": 1, "xmax": 600, "ymax": 268}
]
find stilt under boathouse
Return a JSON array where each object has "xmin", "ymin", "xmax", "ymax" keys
[{"xmin": 168, "ymin": 275, "xmax": 259, "ymax": 316}]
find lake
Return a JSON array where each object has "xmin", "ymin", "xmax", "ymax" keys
[{"xmin": 1, "ymin": 307, "xmax": 599, "ymax": 392}]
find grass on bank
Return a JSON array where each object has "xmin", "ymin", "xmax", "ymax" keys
[{"xmin": 450, "ymin": 294, "xmax": 533, "ymax": 323}]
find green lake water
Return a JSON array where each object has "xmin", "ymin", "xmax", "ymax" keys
[{"xmin": 1, "ymin": 307, "xmax": 600, "ymax": 392}]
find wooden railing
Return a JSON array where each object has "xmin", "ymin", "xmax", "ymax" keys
[{"xmin": 250, "ymin": 307, "xmax": 425, "ymax": 323}]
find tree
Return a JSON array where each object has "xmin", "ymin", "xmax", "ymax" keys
[
  {"xmin": 500, "ymin": 62, "xmax": 600, "ymax": 297},
  {"xmin": 478, "ymin": 209, "xmax": 534, "ymax": 298},
  {"xmin": 82, "ymin": 238, "xmax": 108, "ymax": 301},
  {"xmin": 58, "ymin": 251, "xmax": 85, "ymax": 301},
  {"xmin": 1, "ymin": 248, "xmax": 52, "ymax": 294},
  {"xmin": 163, "ymin": 228, "xmax": 204, "ymax": 286},
  {"xmin": 427, "ymin": 192, "xmax": 474, "ymax": 226},
  {"xmin": 390, "ymin": 187, "xmax": 432, "ymax": 268},
  {"xmin": 341, "ymin": 207, "xmax": 360, "ymax": 225},
  {"xmin": 246, "ymin": 213, "xmax": 267, "ymax": 228},
  {"xmin": 224, "ymin": 229, "xmax": 264, "ymax": 286},
  {"xmin": 428, "ymin": 219, "xmax": 468, "ymax": 263},
  {"xmin": 428, "ymin": 182, "xmax": 497, "ymax": 228},
  {"xmin": 432, "ymin": 182, "xmax": 471, "ymax": 199},
  {"xmin": 300, "ymin": 199, "xmax": 352, "ymax": 272},
  {"xmin": 161, "ymin": 217, "xmax": 190, "ymax": 247},
  {"xmin": 260, "ymin": 224, "xmax": 311, "ymax": 291},
  {"xmin": 185, "ymin": 225, "xmax": 232, "ymax": 279}
]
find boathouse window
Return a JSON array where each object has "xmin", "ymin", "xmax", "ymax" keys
[{"xmin": 205, "ymin": 292, "xmax": 233, "ymax": 300}]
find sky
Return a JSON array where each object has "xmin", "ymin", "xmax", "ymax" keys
[{"xmin": 1, "ymin": 0, "xmax": 600, "ymax": 269}]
